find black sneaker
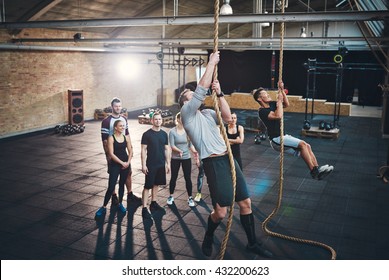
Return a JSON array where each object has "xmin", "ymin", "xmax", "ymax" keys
[
  {"xmin": 128, "ymin": 192, "xmax": 142, "ymax": 203},
  {"xmin": 142, "ymin": 207, "xmax": 153, "ymax": 219},
  {"xmin": 111, "ymin": 194, "xmax": 119, "ymax": 206},
  {"xmin": 246, "ymin": 242, "xmax": 273, "ymax": 258},
  {"xmin": 201, "ymin": 233, "xmax": 214, "ymax": 257},
  {"xmin": 150, "ymin": 201, "xmax": 166, "ymax": 213},
  {"xmin": 310, "ymin": 166, "xmax": 319, "ymax": 179}
]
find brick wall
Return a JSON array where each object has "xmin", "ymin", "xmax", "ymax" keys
[{"xmin": 0, "ymin": 30, "xmax": 197, "ymax": 138}]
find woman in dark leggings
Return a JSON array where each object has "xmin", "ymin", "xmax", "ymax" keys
[
  {"xmin": 95, "ymin": 120, "xmax": 133, "ymax": 218},
  {"xmin": 167, "ymin": 112, "xmax": 197, "ymax": 207}
]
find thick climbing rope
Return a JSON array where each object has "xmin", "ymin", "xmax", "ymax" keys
[
  {"xmin": 211, "ymin": 0, "xmax": 237, "ymax": 260},
  {"xmin": 261, "ymin": 0, "xmax": 337, "ymax": 260}
]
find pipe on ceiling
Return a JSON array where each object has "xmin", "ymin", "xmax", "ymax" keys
[
  {"xmin": 0, "ymin": 43, "xmax": 209, "ymax": 54},
  {"xmin": 0, "ymin": 42, "xmax": 380, "ymax": 52},
  {"xmin": 10, "ymin": 36, "xmax": 389, "ymax": 44},
  {"xmin": 0, "ymin": 11, "xmax": 388, "ymax": 30}
]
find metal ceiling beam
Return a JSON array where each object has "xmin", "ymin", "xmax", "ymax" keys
[
  {"xmin": 25, "ymin": 0, "xmax": 63, "ymax": 21},
  {"xmin": 109, "ymin": 0, "xmax": 173, "ymax": 38},
  {"xmin": 1, "ymin": 11, "xmax": 388, "ymax": 29},
  {"xmin": 9, "ymin": 0, "xmax": 63, "ymax": 35},
  {"xmin": 0, "ymin": 42, "xmax": 381, "ymax": 52},
  {"xmin": 11, "ymin": 36, "xmax": 389, "ymax": 44}
]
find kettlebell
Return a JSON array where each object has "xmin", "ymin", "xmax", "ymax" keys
[
  {"xmin": 254, "ymin": 134, "xmax": 261, "ymax": 145},
  {"xmin": 303, "ymin": 120, "xmax": 311, "ymax": 130},
  {"xmin": 324, "ymin": 122, "xmax": 332, "ymax": 131},
  {"xmin": 319, "ymin": 120, "xmax": 325, "ymax": 130}
]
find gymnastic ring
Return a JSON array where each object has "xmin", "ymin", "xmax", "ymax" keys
[{"xmin": 333, "ymin": 54, "xmax": 343, "ymax": 64}]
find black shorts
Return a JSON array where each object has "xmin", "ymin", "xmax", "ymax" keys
[
  {"xmin": 144, "ymin": 165, "xmax": 166, "ymax": 189},
  {"xmin": 202, "ymin": 154, "xmax": 249, "ymax": 207}
]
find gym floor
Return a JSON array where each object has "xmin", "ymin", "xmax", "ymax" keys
[{"xmin": 0, "ymin": 109, "xmax": 388, "ymax": 260}]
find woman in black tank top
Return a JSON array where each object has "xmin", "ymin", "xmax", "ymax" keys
[
  {"xmin": 225, "ymin": 112, "xmax": 245, "ymax": 170},
  {"xmin": 95, "ymin": 120, "xmax": 133, "ymax": 218}
]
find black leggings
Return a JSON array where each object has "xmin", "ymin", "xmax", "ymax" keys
[
  {"xmin": 197, "ymin": 161, "xmax": 204, "ymax": 193},
  {"xmin": 169, "ymin": 158, "xmax": 193, "ymax": 196},
  {"xmin": 103, "ymin": 164, "xmax": 130, "ymax": 206}
]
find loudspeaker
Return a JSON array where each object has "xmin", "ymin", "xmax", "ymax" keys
[{"xmin": 68, "ymin": 90, "xmax": 84, "ymax": 125}]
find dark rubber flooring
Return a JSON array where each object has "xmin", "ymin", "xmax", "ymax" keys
[{"xmin": 1, "ymin": 110, "xmax": 388, "ymax": 260}]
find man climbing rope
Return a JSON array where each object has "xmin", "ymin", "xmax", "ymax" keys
[
  {"xmin": 252, "ymin": 83, "xmax": 334, "ymax": 180},
  {"xmin": 179, "ymin": 51, "xmax": 272, "ymax": 258}
]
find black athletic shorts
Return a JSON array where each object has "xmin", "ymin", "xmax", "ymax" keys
[
  {"xmin": 144, "ymin": 165, "xmax": 166, "ymax": 189},
  {"xmin": 202, "ymin": 154, "xmax": 249, "ymax": 207}
]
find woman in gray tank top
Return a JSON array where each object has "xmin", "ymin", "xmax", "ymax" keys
[{"xmin": 167, "ymin": 112, "xmax": 197, "ymax": 207}]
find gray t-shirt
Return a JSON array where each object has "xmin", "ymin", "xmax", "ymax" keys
[
  {"xmin": 169, "ymin": 127, "xmax": 192, "ymax": 160},
  {"xmin": 180, "ymin": 85, "xmax": 227, "ymax": 160}
]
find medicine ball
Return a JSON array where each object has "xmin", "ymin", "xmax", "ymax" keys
[{"xmin": 54, "ymin": 125, "xmax": 61, "ymax": 134}]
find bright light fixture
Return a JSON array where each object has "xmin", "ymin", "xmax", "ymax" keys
[
  {"xmin": 300, "ymin": 27, "xmax": 307, "ymax": 38},
  {"xmin": 220, "ymin": 0, "xmax": 233, "ymax": 15}
]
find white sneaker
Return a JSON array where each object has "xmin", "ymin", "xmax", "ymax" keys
[
  {"xmin": 194, "ymin": 193, "xmax": 202, "ymax": 202},
  {"xmin": 188, "ymin": 197, "xmax": 195, "ymax": 207},
  {"xmin": 167, "ymin": 195, "xmax": 174, "ymax": 205},
  {"xmin": 318, "ymin": 165, "xmax": 334, "ymax": 180}
]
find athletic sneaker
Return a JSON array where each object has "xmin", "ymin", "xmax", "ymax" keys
[
  {"xmin": 95, "ymin": 207, "xmax": 106, "ymax": 217},
  {"xmin": 246, "ymin": 242, "xmax": 273, "ymax": 258},
  {"xmin": 188, "ymin": 197, "xmax": 195, "ymax": 207},
  {"xmin": 118, "ymin": 203, "xmax": 127, "ymax": 214},
  {"xmin": 111, "ymin": 194, "xmax": 119, "ymax": 206},
  {"xmin": 142, "ymin": 207, "xmax": 153, "ymax": 219},
  {"xmin": 311, "ymin": 165, "xmax": 333, "ymax": 180},
  {"xmin": 201, "ymin": 233, "xmax": 214, "ymax": 257},
  {"xmin": 318, "ymin": 165, "xmax": 334, "ymax": 180},
  {"xmin": 127, "ymin": 192, "xmax": 142, "ymax": 203},
  {"xmin": 150, "ymin": 201, "xmax": 166, "ymax": 213},
  {"xmin": 194, "ymin": 193, "xmax": 202, "ymax": 202},
  {"xmin": 167, "ymin": 195, "xmax": 174, "ymax": 205}
]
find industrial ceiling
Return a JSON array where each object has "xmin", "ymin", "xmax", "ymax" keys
[{"xmin": 0, "ymin": 0, "xmax": 388, "ymax": 52}]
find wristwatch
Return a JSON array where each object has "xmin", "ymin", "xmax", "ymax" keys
[{"xmin": 216, "ymin": 91, "xmax": 224, "ymax": 98}]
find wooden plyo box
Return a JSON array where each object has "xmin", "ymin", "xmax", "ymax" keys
[
  {"xmin": 138, "ymin": 115, "xmax": 151, "ymax": 124},
  {"xmin": 162, "ymin": 116, "xmax": 174, "ymax": 126},
  {"xmin": 94, "ymin": 112, "xmax": 128, "ymax": 120},
  {"xmin": 94, "ymin": 112, "xmax": 109, "ymax": 120},
  {"xmin": 301, "ymin": 126, "xmax": 340, "ymax": 140}
]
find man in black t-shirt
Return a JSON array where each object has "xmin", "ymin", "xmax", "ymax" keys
[
  {"xmin": 252, "ymin": 82, "xmax": 333, "ymax": 180},
  {"xmin": 140, "ymin": 111, "xmax": 170, "ymax": 219}
]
